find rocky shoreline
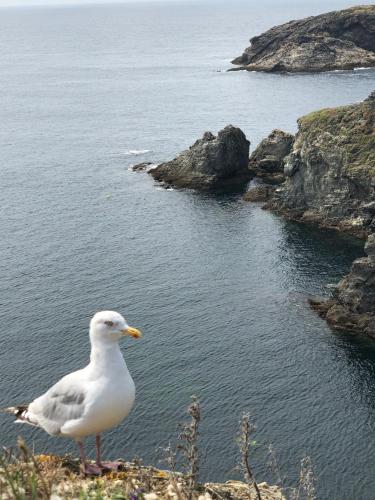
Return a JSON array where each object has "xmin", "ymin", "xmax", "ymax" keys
[
  {"xmin": 232, "ymin": 5, "xmax": 375, "ymax": 73},
  {"xmin": 265, "ymin": 91, "xmax": 375, "ymax": 239},
  {"xmin": 134, "ymin": 91, "xmax": 375, "ymax": 338},
  {"xmin": 250, "ymin": 92, "xmax": 375, "ymax": 336},
  {"xmin": 309, "ymin": 234, "xmax": 375, "ymax": 338}
]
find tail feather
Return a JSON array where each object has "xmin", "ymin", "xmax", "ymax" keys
[{"xmin": 1, "ymin": 405, "xmax": 38, "ymax": 427}]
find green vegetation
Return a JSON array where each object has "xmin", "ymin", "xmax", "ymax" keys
[{"xmin": 298, "ymin": 97, "xmax": 375, "ymax": 179}]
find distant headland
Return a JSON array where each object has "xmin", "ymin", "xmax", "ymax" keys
[{"xmin": 231, "ymin": 5, "xmax": 375, "ymax": 73}]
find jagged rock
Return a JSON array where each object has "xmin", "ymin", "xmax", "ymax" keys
[
  {"xmin": 243, "ymin": 185, "xmax": 275, "ymax": 202},
  {"xmin": 310, "ymin": 234, "xmax": 375, "ymax": 338},
  {"xmin": 130, "ymin": 161, "xmax": 154, "ymax": 172},
  {"xmin": 267, "ymin": 92, "xmax": 375, "ymax": 238},
  {"xmin": 149, "ymin": 126, "xmax": 251, "ymax": 190},
  {"xmin": 232, "ymin": 5, "xmax": 375, "ymax": 73},
  {"xmin": 249, "ymin": 129, "xmax": 294, "ymax": 184}
]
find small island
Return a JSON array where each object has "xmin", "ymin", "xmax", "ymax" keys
[{"xmin": 232, "ymin": 5, "xmax": 375, "ymax": 73}]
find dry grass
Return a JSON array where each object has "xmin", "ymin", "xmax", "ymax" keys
[{"xmin": 0, "ymin": 398, "xmax": 315, "ymax": 499}]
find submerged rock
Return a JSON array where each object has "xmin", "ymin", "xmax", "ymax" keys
[
  {"xmin": 248, "ymin": 129, "xmax": 294, "ymax": 184},
  {"xmin": 310, "ymin": 234, "xmax": 375, "ymax": 338},
  {"xmin": 267, "ymin": 91, "xmax": 375, "ymax": 238},
  {"xmin": 149, "ymin": 126, "xmax": 251, "ymax": 190},
  {"xmin": 232, "ymin": 5, "xmax": 375, "ymax": 73}
]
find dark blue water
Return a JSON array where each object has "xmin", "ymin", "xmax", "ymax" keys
[{"xmin": 0, "ymin": 1, "xmax": 375, "ymax": 498}]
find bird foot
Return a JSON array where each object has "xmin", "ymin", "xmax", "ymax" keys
[
  {"xmin": 98, "ymin": 461, "xmax": 123, "ymax": 472},
  {"xmin": 82, "ymin": 463, "xmax": 102, "ymax": 476}
]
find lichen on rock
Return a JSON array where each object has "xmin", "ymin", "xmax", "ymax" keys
[{"xmin": 267, "ymin": 91, "xmax": 375, "ymax": 238}]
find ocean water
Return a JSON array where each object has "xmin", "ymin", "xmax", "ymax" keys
[{"xmin": 0, "ymin": 1, "xmax": 375, "ymax": 498}]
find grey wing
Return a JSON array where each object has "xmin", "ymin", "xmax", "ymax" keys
[{"xmin": 28, "ymin": 373, "xmax": 87, "ymax": 436}]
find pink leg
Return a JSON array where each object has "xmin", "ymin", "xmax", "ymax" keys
[
  {"xmin": 95, "ymin": 433, "xmax": 122, "ymax": 472},
  {"xmin": 77, "ymin": 440, "xmax": 101, "ymax": 476},
  {"xmin": 95, "ymin": 434, "xmax": 102, "ymax": 466}
]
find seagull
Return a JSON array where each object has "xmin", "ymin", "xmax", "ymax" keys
[{"xmin": 2, "ymin": 311, "xmax": 142, "ymax": 475}]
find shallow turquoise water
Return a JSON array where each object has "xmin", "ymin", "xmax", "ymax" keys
[{"xmin": 0, "ymin": 1, "xmax": 375, "ymax": 498}]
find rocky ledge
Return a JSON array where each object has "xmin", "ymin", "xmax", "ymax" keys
[
  {"xmin": 266, "ymin": 91, "xmax": 375, "ymax": 238},
  {"xmin": 310, "ymin": 234, "xmax": 375, "ymax": 338},
  {"xmin": 232, "ymin": 5, "xmax": 375, "ymax": 73},
  {"xmin": 9, "ymin": 454, "xmax": 284, "ymax": 500},
  {"xmin": 149, "ymin": 126, "xmax": 251, "ymax": 190}
]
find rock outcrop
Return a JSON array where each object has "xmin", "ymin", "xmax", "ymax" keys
[
  {"xmin": 149, "ymin": 126, "xmax": 251, "ymax": 190},
  {"xmin": 232, "ymin": 5, "xmax": 375, "ymax": 73},
  {"xmin": 267, "ymin": 91, "xmax": 375, "ymax": 238},
  {"xmin": 248, "ymin": 129, "xmax": 294, "ymax": 184},
  {"xmin": 130, "ymin": 161, "xmax": 154, "ymax": 172},
  {"xmin": 310, "ymin": 234, "xmax": 375, "ymax": 337}
]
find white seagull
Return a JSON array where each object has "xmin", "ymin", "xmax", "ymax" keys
[{"xmin": 2, "ymin": 311, "xmax": 142, "ymax": 475}]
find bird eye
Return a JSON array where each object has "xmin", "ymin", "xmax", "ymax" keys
[{"xmin": 104, "ymin": 320, "xmax": 114, "ymax": 327}]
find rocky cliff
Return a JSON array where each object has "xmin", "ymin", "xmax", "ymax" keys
[
  {"xmin": 149, "ymin": 126, "xmax": 251, "ymax": 191},
  {"xmin": 310, "ymin": 234, "xmax": 375, "ymax": 338},
  {"xmin": 232, "ymin": 5, "xmax": 375, "ymax": 73},
  {"xmin": 267, "ymin": 91, "xmax": 375, "ymax": 238},
  {"xmin": 248, "ymin": 129, "xmax": 294, "ymax": 183},
  {"xmin": 244, "ymin": 129, "xmax": 294, "ymax": 202}
]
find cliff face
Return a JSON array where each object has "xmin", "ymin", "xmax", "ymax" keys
[
  {"xmin": 232, "ymin": 5, "xmax": 375, "ymax": 73},
  {"xmin": 310, "ymin": 234, "xmax": 375, "ymax": 338},
  {"xmin": 244, "ymin": 129, "xmax": 294, "ymax": 202},
  {"xmin": 268, "ymin": 92, "xmax": 375, "ymax": 238},
  {"xmin": 150, "ymin": 126, "xmax": 251, "ymax": 190}
]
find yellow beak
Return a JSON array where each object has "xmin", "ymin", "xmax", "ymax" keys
[{"xmin": 122, "ymin": 326, "xmax": 142, "ymax": 339}]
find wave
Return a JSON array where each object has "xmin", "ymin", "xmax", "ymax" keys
[{"xmin": 123, "ymin": 149, "xmax": 150, "ymax": 156}]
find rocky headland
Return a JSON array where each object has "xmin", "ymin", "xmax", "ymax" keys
[
  {"xmin": 149, "ymin": 125, "xmax": 251, "ymax": 190},
  {"xmin": 243, "ymin": 91, "xmax": 375, "ymax": 336},
  {"xmin": 266, "ymin": 91, "xmax": 375, "ymax": 239},
  {"xmin": 232, "ymin": 5, "xmax": 375, "ymax": 73},
  {"xmin": 145, "ymin": 91, "xmax": 375, "ymax": 336}
]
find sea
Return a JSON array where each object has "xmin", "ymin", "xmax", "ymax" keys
[{"xmin": 0, "ymin": 0, "xmax": 374, "ymax": 498}]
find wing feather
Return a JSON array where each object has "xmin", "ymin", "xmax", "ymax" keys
[{"xmin": 28, "ymin": 372, "xmax": 87, "ymax": 435}]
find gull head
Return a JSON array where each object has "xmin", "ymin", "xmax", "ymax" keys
[{"xmin": 90, "ymin": 311, "xmax": 142, "ymax": 343}]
